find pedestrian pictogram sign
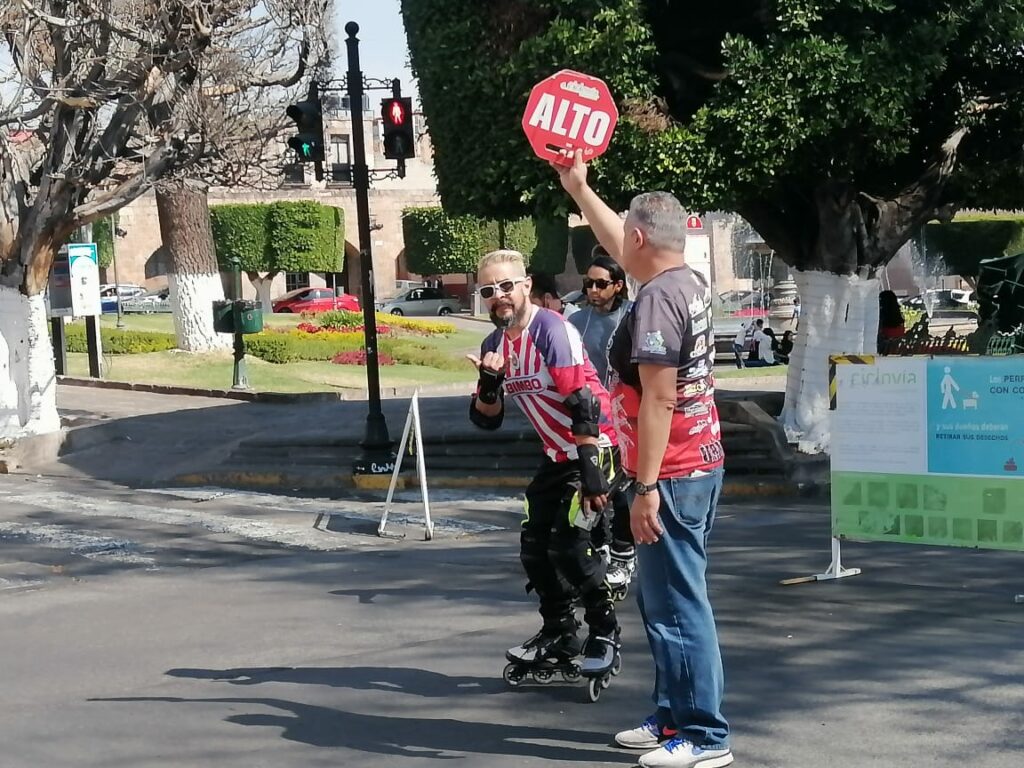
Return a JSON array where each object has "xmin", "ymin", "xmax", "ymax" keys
[
  {"xmin": 686, "ymin": 215, "xmax": 704, "ymax": 230},
  {"xmin": 522, "ymin": 70, "xmax": 618, "ymax": 166}
]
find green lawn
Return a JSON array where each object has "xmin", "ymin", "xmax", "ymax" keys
[
  {"xmin": 76, "ymin": 313, "xmax": 484, "ymax": 393},
  {"xmin": 715, "ymin": 364, "xmax": 788, "ymax": 379},
  {"xmin": 79, "ymin": 313, "xmax": 776, "ymax": 390},
  {"xmin": 68, "ymin": 352, "xmax": 476, "ymax": 393}
]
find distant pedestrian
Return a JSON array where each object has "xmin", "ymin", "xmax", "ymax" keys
[
  {"xmin": 878, "ymin": 290, "xmax": 905, "ymax": 355},
  {"xmin": 529, "ymin": 269, "xmax": 579, "ymax": 318}
]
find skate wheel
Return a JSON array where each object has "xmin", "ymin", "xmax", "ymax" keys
[
  {"xmin": 611, "ymin": 654, "xmax": 622, "ymax": 676},
  {"xmin": 533, "ymin": 669, "xmax": 555, "ymax": 684},
  {"xmin": 561, "ymin": 666, "xmax": 582, "ymax": 683},
  {"xmin": 503, "ymin": 663, "xmax": 524, "ymax": 687},
  {"xmin": 617, "ymin": 585, "xmax": 629, "ymax": 600},
  {"xmin": 587, "ymin": 677, "xmax": 601, "ymax": 702},
  {"xmin": 600, "ymin": 673, "xmax": 612, "ymax": 689}
]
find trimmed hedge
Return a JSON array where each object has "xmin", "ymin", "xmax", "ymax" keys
[
  {"xmin": 402, "ymin": 207, "xmax": 570, "ymax": 275},
  {"xmin": 922, "ymin": 215, "xmax": 1024, "ymax": 277},
  {"xmin": 570, "ymin": 225, "xmax": 601, "ymax": 273},
  {"xmin": 403, "ymin": 207, "xmax": 491, "ymax": 275},
  {"xmin": 209, "ymin": 201, "xmax": 345, "ymax": 274},
  {"xmin": 93, "ymin": 217, "xmax": 115, "ymax": 270},
  {"xmin": 64, "ymin": 325, "xmax": 178, "ymax": 354},
  {"xmin": 532, "ymin": 216, "xmax": 571, "ymax": 274},
  {"xmin": 210, "ymin": 204, "xmax": 271, "ymax": 273}
]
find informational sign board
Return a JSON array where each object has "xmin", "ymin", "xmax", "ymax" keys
[
  {"xmin": 522, "ymin": 70, "xmax": 618, "ymax": 166},
  {"xmin": 49, "ymin": 243, "xmax": 100, "ymax": 317},
  {"xmin": 830, "ymin": 355, "xmax": 1024, "ymax": 552}
]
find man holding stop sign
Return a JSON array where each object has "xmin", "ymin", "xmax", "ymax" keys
[{"xmin": 524, "ymin": 69, "xmax": 734, "ymax": 768}]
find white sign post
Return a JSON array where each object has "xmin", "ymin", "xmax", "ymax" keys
[{"xmin": 378, "ymin": 390, "xmax": 434, "ymax": 541}]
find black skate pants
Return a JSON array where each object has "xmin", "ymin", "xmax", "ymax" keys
[
  {"xmin": 591, "ymin": 484, "xmax": 635, "ymax": 554},
  {"xmin": 521, "ymin": 448, "xmax": 620, "ymax": 636}
]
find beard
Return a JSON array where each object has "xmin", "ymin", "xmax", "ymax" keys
[{"xmin": 489, "ymin": 298, "xmax": 529, "ymax": 330}]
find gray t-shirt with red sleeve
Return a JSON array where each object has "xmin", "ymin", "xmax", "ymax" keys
[{"xmin": 606, "ymin": 265, "xmax": 724, "ymax": 477}]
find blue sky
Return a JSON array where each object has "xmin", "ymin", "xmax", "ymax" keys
[{"xmin": 337, "ymin": 1, "xmax": 418, "ymax": 100}]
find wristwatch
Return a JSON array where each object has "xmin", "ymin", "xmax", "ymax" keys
[{"xmin": 633, "ymin": 480, "xmax": 658, "ymax": 496}]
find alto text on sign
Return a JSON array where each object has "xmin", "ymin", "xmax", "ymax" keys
[{"xmin": 522, "ymin": 70, "xmax": 618, "ymax": 166}]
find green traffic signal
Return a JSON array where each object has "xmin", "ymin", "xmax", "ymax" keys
[{"xmin": 286, "ymin": 85, "xmax": 325, "ymax": 164}]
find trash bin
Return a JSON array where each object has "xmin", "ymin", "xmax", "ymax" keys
[
  {"xmin": 235, "ymin": 300, "xmax": 263, "ymax": 334},
  {"xmin": 212, "ymin": 300, "xmax": 235, "ymax": 333}
]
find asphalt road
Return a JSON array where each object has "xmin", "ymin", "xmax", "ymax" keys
[{"xmin": 2, "ymin": 475, "xmax": 1022, "ymax": 768}]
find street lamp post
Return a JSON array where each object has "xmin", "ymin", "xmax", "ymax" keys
[
  {"xmin": 229, "ymin": 256, "xmax": 250, "ymax": 391},
  {"xmin": 345, "ymin": 21, "xmax": 394, "ymax": 474},
  {"xmin": 111, "ymin": 220, "xmax": 126, "ymax": 330}
]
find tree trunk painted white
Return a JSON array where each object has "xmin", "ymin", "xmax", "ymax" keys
[
  {"xmin": 779, "ymin": 269, "xmax": 880, "ymax": 454},
  {"xmin": 0, "ymin": 288, "xmax": 60, "ymax": 439},
  {"xmin": 247, "ymin": 273, "xmax": 277, "ymax": 312},
  {"xmin": 156, "ymin": 183, "xmax": 231, "ymax": 353}
]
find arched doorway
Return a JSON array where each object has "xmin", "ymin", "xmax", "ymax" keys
[
  {"xmin": 339, "ymin": 242, "xmax": 361, "ymax": 297},
  {"xmin": 395, "ymin": 249, "xmax": 410, "ymax": 281}
]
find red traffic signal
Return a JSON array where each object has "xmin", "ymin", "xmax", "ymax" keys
[{"xmin": 381, "ymin": 97, "xmax": 415, "ymax": 160}]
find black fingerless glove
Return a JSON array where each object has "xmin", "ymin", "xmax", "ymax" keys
[
  {"xmin": 577, "ymin": 443, "xmax": 609, "ymax": 498},
  {"xmin": 476, "ymin": 367, "xmax": 505, "ymax": 405}
]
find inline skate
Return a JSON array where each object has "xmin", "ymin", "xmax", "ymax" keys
[
  {"xmin": 503, "ymin": 628, "xmax": 583, "ymax": 687},
  {"xmin": 579, "ymin": 628, "xmax": 622, "ymax": 702},
  {"xmin": 605, "ymin": 545, "xmax": 636, "ymax": 602}
]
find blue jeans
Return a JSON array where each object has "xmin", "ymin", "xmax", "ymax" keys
[{"xmin": 633, "ymin": 468, "xmax": 729, "ymax": 749}]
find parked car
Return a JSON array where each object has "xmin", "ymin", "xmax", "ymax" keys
[
  {"xmin": 99, "ymin": 283, "xmax": 146, "ymax": 313},
  {"xmin": 902, "ymin": 289, "xmax": 975, "ymax": 312},
  {"xmin": 272, "ymin": 287, "xmax": 360, "ymax": 314},
  {"xmin": 376, "ymin": 286, "xmax": 461, "ymax": 316},
  {"xmin": 122, "ymin": 288, "xmax": 171, "ymax": 314},
  {"xmin": 395, "ymin": 279, "xmax": 427, "ymax": 293}
]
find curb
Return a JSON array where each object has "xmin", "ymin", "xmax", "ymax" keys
[
  {"xmin": 171, "ymin": 469, "xmax": 813, "ymax": 498},
  {"xmin": 58, "ymin": 377, "xmax": 474, "ymax": 403}
]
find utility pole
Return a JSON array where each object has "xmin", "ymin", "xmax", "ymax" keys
[{"xmin": 346, "ymin": 21, "xmax": 394, "ymax": 474}]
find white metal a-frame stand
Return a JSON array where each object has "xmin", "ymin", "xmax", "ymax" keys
[
  {"xmin": 780, "ymin": 536, "xmax": 861, "ymax": 586},
  {"xmin": 378, "ymin": 390, "xmax": 434, "ymax": 541}
]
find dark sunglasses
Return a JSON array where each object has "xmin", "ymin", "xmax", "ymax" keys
[
  {"xmin": 583, "ymin": 278, "xmax": 616, "ymax": 290},
  {"xmin": 478, "ymin": 277, "xmax": 525, "ymax": 300}
]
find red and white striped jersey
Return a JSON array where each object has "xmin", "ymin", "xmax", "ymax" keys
[{"xmin": 479, "ymin": 306, "xmax": 616, "ymax": 462}]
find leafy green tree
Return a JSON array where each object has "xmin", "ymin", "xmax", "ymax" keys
[
  {"xmin": 402, "ymin": 208, "xmax": 569, "ymax": 275},
  {"xmin": 402, "ymin": 0, "xmax": 1024, "ymax": 452},
  {"xmin": 209, "ymin": 202, "xmax": 344, "ymax": 307}
]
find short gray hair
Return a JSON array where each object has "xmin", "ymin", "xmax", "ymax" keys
[{"xmin": 626, "ymin": 192, "xmax": 687, "ymax": 252}]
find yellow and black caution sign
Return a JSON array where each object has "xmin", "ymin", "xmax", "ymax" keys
[{"xmin": 828, "ymin": 354, "xmax": 875, "ymax": 410}]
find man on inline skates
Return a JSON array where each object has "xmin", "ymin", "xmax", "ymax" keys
[{"xmin": 467, "ymin": 249, "xmax": 622, "ymax": 688}]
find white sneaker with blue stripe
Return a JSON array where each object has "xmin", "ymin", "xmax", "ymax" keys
[{"xmin": 638, "ymin": 737, "xmax": 734, "ymax": 768}]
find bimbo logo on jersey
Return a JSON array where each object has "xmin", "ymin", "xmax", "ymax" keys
[{"xmin": 505, "ymin": 377, "xmax": 546, "ymax": 395}]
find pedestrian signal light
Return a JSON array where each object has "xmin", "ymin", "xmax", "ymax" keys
[{"xmin": 381, "ymin": 97, "xmax": 415, "ymax": 160}]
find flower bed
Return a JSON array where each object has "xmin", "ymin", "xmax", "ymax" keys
[
  {"xmin": 315, "ymin": 310, "xmax": 454, "ymax": 336},
  {"xmin": 244, "ymin": 327, "xmax": 466, "ymax": 370}
]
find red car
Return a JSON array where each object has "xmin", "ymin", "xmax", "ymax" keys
[{"xmin": 272, "ymin": 287, "xmax": 360, "ymax": 314}]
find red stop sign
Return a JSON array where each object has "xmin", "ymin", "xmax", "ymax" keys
[{"xmin": 522, "ymin": 70, "xmax": 619, "ymax": 166}]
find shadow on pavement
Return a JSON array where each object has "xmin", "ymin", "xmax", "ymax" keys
[
  {"xmin": 165, "ymin": 665, "xmax": 506, "ymax": 697},
  {"xmin": 89, "ymin": 696, "xmax": 616, "ymax": 762}
]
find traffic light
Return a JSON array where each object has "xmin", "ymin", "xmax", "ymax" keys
[
  {"xmin": 381, "ymin": 97, "xmax": 415, "ymax": 160},
  {"xmin": 286, "ymin": 84, "xmax": 325, "ymax": 164}
]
